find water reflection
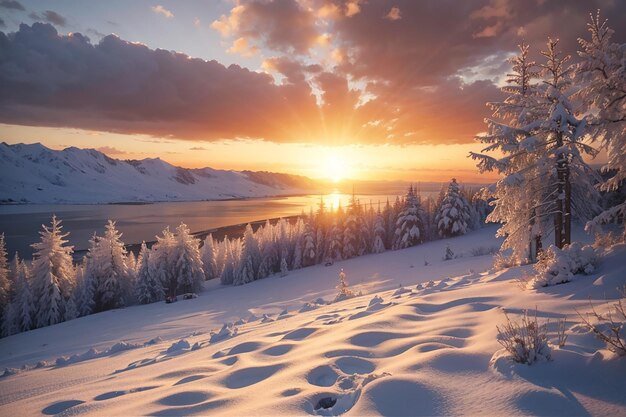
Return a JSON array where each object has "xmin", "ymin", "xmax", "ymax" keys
[{"xmin": 0, "ymin": 193, "xmax": 424, "ymax": 258}]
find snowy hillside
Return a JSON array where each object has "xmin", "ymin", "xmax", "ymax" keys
[
  {"xmin": 1, "ymin": 226, "xmax": 625, "ymax": 416},
  {"xmin": 0, "ymin": 142, "xmax": 317, "ymax": 204}
]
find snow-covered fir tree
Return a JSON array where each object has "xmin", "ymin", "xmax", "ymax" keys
[
  {"xmin": 76, "ymin": 238, "xmax": 97, "ymax": 316},
  {"xmin": 12, "ymin": 260, "xmax": 33, "ymax": 332},
  {"xmin": 343, "ymin": 196, "xmax": 360, "ymax": 259},
  {"xmin": 220, "ymin": 237, "xmax": 235, "ymax": 285},
  {"xmin": 170, "ymin": 223, "xmax": 204, "ymax": 294},
  {"xmin": 372, "ymin": 205, "xmax": 386, "ymax": 254},
  {"xmin": 31, "ymin": 216, "xmax": 74, "ymax": 328},
  {"xmin": 393, "ymin": 186, "xmax": 425, "ymax": 249},
  {"xmin": 89, "ymin": 220, "xmax": 132, "ymax": 311},
  {"xmin": 257, "ymin": 221, "xmax": 278, "ymax": 279},
  {"xmin": 135, "ymin": 242, "xmax": 163, "ymax": 304},
  {"xmin": 150, "ymin": 226, "xmax": 176, "ymax": 294},
  {"xmin": 0, "ymin": 234, "xmax": 9, "ymax": 324},
  {"xmin": 302, "ymin": 225, "xmax": 317, "ymax": 267},
  {"xmin": 471, "ymin": 43, "xmax": 547, "ymax": 263},
  {"xmin": 236, "ymin": 224, "xmax": 260, "ymax": 285},
  {"xmin": 577, "ymin": 12, "xmax": 626, "ymax": 234},
  {"xmin": 201, "ymin": 234, "xmax": 218, "ymax": 280},
  {"xmin": 435, "ymin": 178, "xmax": 472, "ymax": 237},
  {"xmin": 280, "ymin": 249, "xmax": 289, "ymax": 277},
  {"xmin": 324, "ymin": 214, "xmax": 343, "ymax": 263}
]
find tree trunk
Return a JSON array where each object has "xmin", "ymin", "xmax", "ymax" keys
[
  {"xmin": 564, "ymin": 160, "xmax": 572, "ymax": 246},
  {"xmin": 555, "ymin": 131, "xmax": 564, "ymax": 249}
]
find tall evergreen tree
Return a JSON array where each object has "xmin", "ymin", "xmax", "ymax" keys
[
  {"xmin": 577, "ymin": 12, "xmax": 626, "ymax": 234},
  {"xmin": 201, "ymin": 234, "xmax": 218, "ymax": 280},
  {"xmin": 171, "ymin": 223, "xmax": 204, "ymax": 294},
  {"xmin": 236, "ymin": 224, "xmax": 260, "ymax": 285},
  {"xmin": 12, "ymin": 260, "xmax": 33, "ymax": 332},
  {"xmin": 31, "ymin": 216, "xmax": 74, "ymax": 328},
  {"xmin": 435, "ymin": 178, "xmax": 472, "ymax": 237},
  {"xmin": 0, "ymin": 234, "xmax": 9, "ymax": 325},
  {"xmin": 135, "ymin": 242, "xmax": 163, "ymax": 304},
  {"xmin": 393, "ymin": 186, "xmax": 425, "ymax": 249},
  {"xmin": 90, "ymin": 220, "xmax": 132, "ymax": 311}
]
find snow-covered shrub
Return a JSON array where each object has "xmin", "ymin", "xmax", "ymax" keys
[
  {"xmin": 443, "ymin": 245, "xmax": 455, "ymax": 261},
  {"xmin": 496, "ymin": 310, "xmax": 551, "ymax": 365},
  {"xmin": 334, "ymin": 269, "xmax": 355, "ymax": 302},
  {"xmin": 577, "ymin": 288, "xmax": 626, "ymax": 356},
  {"xmin": 493, "ymin": 252, "xmax": 516, "ymax": 270},
  {"xmin": 592, "ymin": 231, "xmax": 621, "ymax": 249},
  {"xmin": 529, "ymin": 243, "xmax": 598, "ymax": 288}
]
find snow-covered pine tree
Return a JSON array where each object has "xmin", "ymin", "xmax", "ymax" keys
[
  {"xmin": 76, "ymin": 237, "xmax": 98, "ymax": 316},
  {"xmin": 135, "ymin": 242, "xmax": 163, "ymax": 304},
  {"xmin": 31, "ymin": 216, "xmax": 74, "ymax": 328},
  {"xmin": 12, "ymin": 260, "xmax": 33, "ymax": 332},
  {"xmin": 539, "ymin": 38, "xmax": 600, "ymax": 247},
  {"xmin": 220, "ymin": 237, "xmax": 235, "ymax": 285},
  {"xmin": 0, "ymin": 234, "xmax": 9, "ymax": 324},
  {"xmin": 372, "ymin": 205, "xmax": 386, "ymax": 253},
  {"xmin": 393, "ymin": 186, "xmax": 425, "ymax": 249},
  {"xmin": 201, "ymin": 234, "xmax": 219, "ymax": 280},
  {"xmin": 302, "ymin": 225, "xmax": 317, "ymax": 267},
  {"xmin": 170, "ymin": 223, "xmax": 204, "ymax": 294},
  {"xmin": 383, "ymin": 199, "xmax": 395, "ymax": 249},
  {"xmin": 577, "ymin": 12, "xmax": 626, "ymax": 235},
  {"xmin": 64, "ymin": 296, "xmax": 78, "ymax": 321},
  {"xmin": 325, "ymin": 218, "xmax": 343, "ymax": 262},
  {"xmin": 435, "ymin": 178, "xmax": 472, "ymax": 237},
  {"xmin": 291, "ymin": 218, "xmax": 304, "ymax": 269},
  {"xmin": 280, "ymin": 248, "xmax": 288, "ymax": 277},
  {"xmin": 236, "ymin": 224, "xmax": 260, "ymax": 285},
  {"xmin": 470, "ymin": 43, "xmax": 547, "ymax": 263},
  {"xmin": 127, "ymin": 251, "xmax": 137, "ymax": 273},
  {"xmin": 150, "ymin": 226, "xmax": 175, "ymax": 294},
  {"xmin": 91, "ymin": 220, "xmax": 132, "ymax": 311},
  {"xmin": 343, "ymin": 195, "xmax": 360, "ymax": 259},
  {"xmin": 257, "ymin": 220, "xmax": 278, "ymax": 279}
]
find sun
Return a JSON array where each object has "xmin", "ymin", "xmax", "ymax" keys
[{"xmin": 325, "ymin": 153, "xmax": 345, "ymax": 183}]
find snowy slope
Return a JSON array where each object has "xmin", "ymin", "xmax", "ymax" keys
[
  {"xmin": 1, "ymin": 226, "xmax": 625, "ymax": 416},
  {"xmin": 0, "ymin": 142, "xmax": 316, "ymax": 204}
]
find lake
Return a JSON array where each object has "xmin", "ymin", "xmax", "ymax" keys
[{"xmin": 0, "ymin": 192, "xmax": 429, "ymax": 259}]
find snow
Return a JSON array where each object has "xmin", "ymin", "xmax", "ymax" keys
[
  {"xmin": 0, "ymin": 142, "xmax": 312, "ymax": 204},
  {"xmin": 0, "ymin": 225, "xmax": 625, "ymax": 416}
]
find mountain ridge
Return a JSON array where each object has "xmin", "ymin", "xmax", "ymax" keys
[{"xmin": 0, "ymin": 142, "xmax": 318, "ymax": 204}]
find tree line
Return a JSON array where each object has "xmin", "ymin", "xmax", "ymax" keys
[{"xmin": 0, "ymin": 179, "xmax": 482, "ymax": 337}]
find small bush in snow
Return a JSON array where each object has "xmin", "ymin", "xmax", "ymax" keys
[
  {"xmin": 592, "ymin": 231, "xmax": 621, "ymax": 249},
  {"xmin": 496, "ymin": 309, "xmax": 551, "ymax": 365},
  {"xmin": 493, "ymin": 253, "xmax": 516, "ymax": 271},
  {"xmin": 529, "ymin": 243, "xmax": 598, "ymax": 289},
  {"xmin": 577, "ymin": 288, "xmax": 626, "ymax": 356},
  {"xmin": 443, "ymin": 245, "xmax": 455, "ymax": 261},
  {"xmin": 334, "ymin": 269, "xmax": 355, "ymax": 302}
]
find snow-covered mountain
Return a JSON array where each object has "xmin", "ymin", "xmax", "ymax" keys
[{"xmin": 0, "ymin": 142, "xmax": 318, "ymax": 204}]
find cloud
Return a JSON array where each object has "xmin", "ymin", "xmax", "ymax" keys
[
  {"xmin": 151, "ymin": 5, "xmax": 174, "ymax": 19},
  {"xmin": 189, "ymin": 146, "xmax": 207, "ymax": 150},
  {"xmin": 0, "ymin": 0, "xmax": 24, "ymax": 11},
  {"xmin": 0, "ymin": 23, "xmax": 319, "ymax": 143},
  {"xmin": 212, "ymin": 0, "xmax": 319, "ymax": 55},
  {"xmin": 29, "ymin": 10, "xmax": 67, "ymax": 27},
  {"xmin": 97, "ymin": 146, "xmax": 125, "ymax": 155},
  {"xmin": 0, "ymin": 17, "xmax": 5, "ymax": 28},
  {"xmin": 2, "ymin": 0, "xmax": 626, "ymax": 148},
  {"xmin": 385, "ymin": 7, "xmax": 401, "ymax": 21}
]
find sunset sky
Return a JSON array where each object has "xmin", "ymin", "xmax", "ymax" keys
[{"xmin": 1, "ymin": 0, "xmax": 624, "ymax": 182}]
